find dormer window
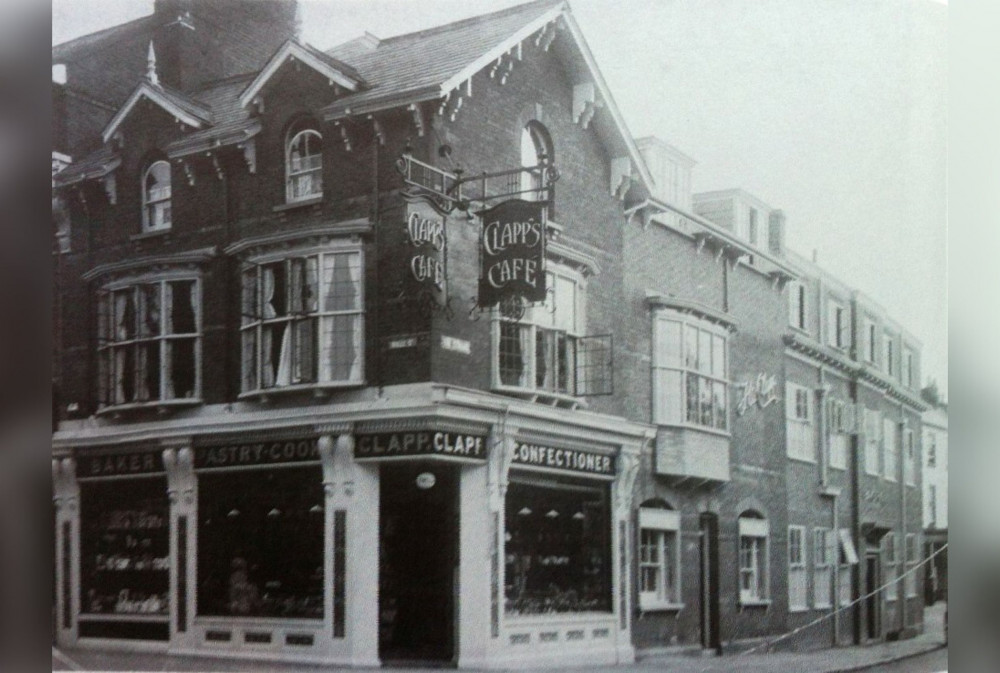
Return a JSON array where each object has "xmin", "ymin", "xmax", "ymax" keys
[
  {"xmin": 142, "ymin": 160, "xmax": 172, "ymax": 232},
  {"xmin": 286, "ymin": 124, "xmax": 323, "ymax": 203}
]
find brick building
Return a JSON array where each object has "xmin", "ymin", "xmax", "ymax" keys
[{"xmin": 51, "ymin": 0, "xmax": 926, "ymax": 667}]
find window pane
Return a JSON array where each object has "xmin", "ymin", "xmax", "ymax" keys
[
  {"xmin": 242, "ymin": 329, "xmax": 258, "ymax": 392},
  {"xmin": 685, "ymin": 374, "xmax": 699, "ymax": 423},
  {"xmin": 712, "ymin": 334, "xmax": 725, "ymax": 377},
  {"xmin": 324, "ymin": 314, "xmax": 360, "ymax": 382},
  {"xmin": 535, "ymin": 329, "xmax": 553, "ymax": 390},
  {"xmin": 713, "ymin": 380, "xmax": 727, "ymax": 430},
  {"xmin": 553, "ymin": 275, "xmax": 576, "ymax": 332},
  {"xmin": 699, "ymin": 376, "xmax": 713, "ymax": 426},
  {"xmin": 656, "ymin": 370, "xmax": 682, "ymax": 425},
  {"xmin": 241, "ymin": 269, "xmax": 257, "ymax": 326},
  {"xmin": 698, "ymin": 330, "xmax": 712, "ymax": 375},
  {"xmin": 323, "ymin": 253, "xmax": 361, "ymax": 312},
  {"xmin": 656, "ymin": 320, "xmax": 681, "ymax": 368},
  {"xmin": 167, "ymin": 281, "xmax": 196, "ymax": 334},
  {"xmin": 166, "ymin": 338, "xmax": 196, "ymax": 399},
  {"xmin": 684, "ymin": 325, "xmax": 698, "ymax": 369},
  {"xmin": 293, "ymin": 318, "xmax": 317, "ymax": 384},
  {"xmin": 499, "ymin": 322, "xmax": 529, "ymax": 387}
]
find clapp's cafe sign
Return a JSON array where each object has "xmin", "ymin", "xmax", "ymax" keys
[
  {"xmin": 477, "ymin": 199, "xmax": 548, "ymax": 307},
  {"xmin": 405, "ymin": 202, "xmax": 448, "ymax": 309}
]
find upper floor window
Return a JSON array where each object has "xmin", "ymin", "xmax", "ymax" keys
[
  {"xmin": 826, "ymin": 300, "xmax": 847, "ymax": 349},
  {"xmin": 738, "ymin": 512, "xmax": 770, "ymax": 604},
  {"xmin": 653, "ymin": 311, "xmax": 729, "ymax": 431},
  {"xmin": 926, "ymin": 432, "xmax": 937, "ymax": 467},
  {"xmin": 865, "ymin": 320, "xmax": 878, "ymax": 364},
  {"xmin": 638, "ymin": 500, "xmax": 681, "ymax": 610},
  {"xmin": 788, "ymin": 281, "xmax": 807, "ymax": 332},
  {"xmin": 286, "ymin": 123, "xmax": 323, "ymax": 203},
  {"xmin": 813, "ymin": 527, "xmax": 834, "ymax": 608},
  {"xmin": 904, "ymin": 427, "xmax": 916, "ymax": 486},
  {"xmin": 864, "ymin": 408, "xmax": 882, "ymax": 476},
  {"xmin": 142, "ymin": 160, "xmax": 172, "ymax": 232},
  {"xmin": 519, "ymin": 122, "xmax": 552, "ymax": 201},
  {"xmin": 97, "ymin": 277, "xmax": 200, "ymax": 408},
  {"xmin": 828, "ymin": 398, "xmax": 849, "ymax": 470},
  {"xmin": 241, "ymin": 249, "xmax": 363, "ymax": 393},
  {"xmin": 883, "ymin": 532, "xmax": 899, "ymax": 601},
  {"xmin": 747, "ymin": 207, "xmax": 759, "ymax": 246},
  {"xmin": 786, "ymin": 382, "xmax": 814, "ymax": 462},
  {"xmin": 904, "ymin": 349, "xmax": 915, "ymax": 389},
  {"xmin": 884, "ymin": 333, "xmax": 895, "ymax": 377},
  {"xmin": 883, "ymin": 417, "xmax": 898, "ymax": 482},
  {"xmin": 788, "ymin": 525, "xmax": 808, "ymax": 611}
]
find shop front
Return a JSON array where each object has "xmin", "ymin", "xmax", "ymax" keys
[{"xmin": 53, "ymin": 388, "xmax": 648, "ymax": 668}]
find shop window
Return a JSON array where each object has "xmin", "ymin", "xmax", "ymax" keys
[
  {"xmin": 97, "ymin": 278, "xmax": 200, "ymax": 409},
  {"xmin": 883, "ymin": 532, "xmax": 899, "ymax": 601},
  {"xmin": 286, "ymin": 124, "xmax": 323, "ymax": 202},
  {"xmin": 504, "ymin": 474, "xmax": 611, "ymax": 615},
  {"xmin": 905, "ymin": 533, "xmax": 919, "ymax": 597},
  {"xmin": 494, "ymin": 265, "xmax": 609, "ymax": 398},
  {"xmin": 828, "ymin": 399, "xmax": 849, "ymax": 470},
  {"xmin": 519, "ymin": 121, "xmax": 551, "ymax": 201},
  {"xmin": 785, "ymin": 383, "xmax": 814, "ymax": 461},
  {"xmin": 788, "ymin": 281, "xmax": 808, "ymax": 332},
  {"xmin": 197, "ymin": 466, "xmax": 325, "ymax": 619},
  {"xmin": 638, "ymin": 500, "xmax": 681, "ymax": 610},
  {"xmin": 652, "ymin": 310, "xmax": 729, "ymax": 431},
  {"xmin": 864, "ymin": 408, "xmax": 882, "ymax": 476},
  {"xmin": 79, "ymin": 478, "xmax": 169, "ymax": 618},
  {"xmin": 241, "ymin": 250, "xmax": 363, "ymax": 393},
  {"xmin": 904, "ymin": 427, "xmax": 916, "ymax": 486},
  {"xmin": 883, "ymin": 417, "xmax": 898, "ymax": 482},
  {"xmin": 142, "ymin": 160, "xmax": 172, "ymax": 232},
  {"xmin": 738, "ymin": 512, "xmax": 769, "ymax": 604},
  {"xmin": 788, "ymin": 525, "xmax": 808, "ymax": 611},
  {"xmin": 813, "ymin": 528, "xmax": 833, "ymax": 608}
]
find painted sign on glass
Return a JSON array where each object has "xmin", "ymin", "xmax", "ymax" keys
[{"xmin": 477, "ymin": 199, "xmax": 547, "ymax": 307}]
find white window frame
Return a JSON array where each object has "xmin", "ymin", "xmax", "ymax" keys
[
  {"xmin": 883, "ymin": 532, "xmax": 899, "ymax": 601},
  {"xmin": 788, "ymin": 525, "xmax": 808, "ymax": 611},
  {"xmin": 883, "ymin": 417, "xmax": 898, "ymax": 482},
  {"xmin": 813, "ymin": 528, "xmax": 833, "ymax": 609},
  {"xmin": 927, "ymin": 484, "xmax": 937, "ymax": 527},
  {"xmin": 826, "ymin": 299, "xmax": 847, "ymax": 349},
  {"xmin": 864, "ymin": 408, "xmax": 881, "ymax": 476},
  {"xmin": 638, "ymin": 507, "xmax": 682, "ymax": 610},
  {"xmin": 789, "ymin": 281, "xmax": 808, "ymax": 333},
  {"xmin": 142, "ymin": 160, "xmax": 172, "ymax": 232},
  {"xmin": 97, "ymin": 272, "xmax": 202, "ymax": 410},
  {"xmin": 519, "ymin": 122, "xmax": 551, "ymax": 201},
  {"xmin": 904, "ymin": 427, "xmax": 916, "ymax": 486},
  {"xmin": 926, "ymin": 432, "xmax": 937, "ymax": 467},
  {"xmin": 828, "ymin": 399, "xmax": 848, "ymax": 470},
  {"xmin": 738, "ymin": 515, "xmax": 770, "ymax": 605},
  {"xmin": 492, "ymin": 263, "xmax": 585, "ymax": 399},
  {"xmin": 652, "ymin": 310, "xmax": 730, "ymax": 432},
  {"xmin": 286, "ymin": 127, "xmax": 323, "ymax": 203},
  {"xmin": 240, "ymin": 244, "xmax": 364, "ymax": 395},
  {"xmin": 786, "ymin": 382, "xmax": 815, "ymax": 462},
  {"xmin": 904, "ymin": 533, "xmax": 919, "ymax": 598}
]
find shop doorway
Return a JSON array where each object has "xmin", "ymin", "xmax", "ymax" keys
[
  {"xmin": 379, "ymin": 462, "xmax": 458, "ymax": 664},
  {"xmin": 865, "ymin": 553, "xmax": 881, "ymax": 641},
  {"xmin": 699, "ymin": 513, "xmax": 721, "ymax": 652}
]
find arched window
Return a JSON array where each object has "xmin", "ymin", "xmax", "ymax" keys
[
  {"xmin": 638, "ymin": 499, "xmax": 681, "ymax": 609},
  {"xmin": 286, "ymin": 125, "xmax": 323, "ymax": 203},
  {"xmin": 519, "ymin": 122, "xmax": 551, "ymax": 201},
  {"xmin": 142, "ymin": 160, "xmax": 172, "ymax": 232},
  {"xmin": 738, "ymin": 510, "xmax": 770, "ymax": 604}
]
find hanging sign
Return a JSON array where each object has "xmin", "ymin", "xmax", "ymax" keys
[
  {"xmin": 404, "ymin": 203, "xmax": 447, "ymax": 309},
  {"xmin": 477, "ymin": 199, "xmax": 547, "ymax": 308}
]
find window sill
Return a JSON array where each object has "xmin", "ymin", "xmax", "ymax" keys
[
  {"xmin": 787, "ymin": 454, "xmax": 817, "ymax": 465},
  {"xmin": 95, "ymin": 398, "xmax": 202, "ymax": 417},
  {"xmin": 239, "ymin": 381, "xmax": 364, "ymax": 401},
  {"xmin": 130, "ymin": 228, "xmax": 172, "ymax": 242},
  {"xmin": 492, "ymin": 385, "xmax": 587, "ymax": 410},
  {"xmin": 639, "ymin": 601, "xmax": 685, "ymax": 613},
  {"xmin": 194, "ymin": 616, "xmax": 323, "ymax": 627},
  {"xmin": 789, "ymin": 325, "xmax": 811, "ymax": 337},
  {"xmin": 814, "ymin": 603, "xmax": 833, "ymax": 610},
  {"xmin": 789, "ymin": 605, "xmax": 810, "ymax": 613},
  {"xmin": 273, "ymin": 195, "xmax": 323, "ymax": 212},
  {"xmin": 656, "ymin": 423, "xmax": 731, "ymax": 439},
  {"xmin": 738, "ymin": 599, "xmax": 771, "ymax": 608}
]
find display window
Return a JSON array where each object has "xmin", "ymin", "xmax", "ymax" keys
[
  {"xmin": 197, "ymin": 466, "xmax": 324, "ymax": 619},
  {"xmin": 504, "ymin": 473, "xmax": 611, "ymax": 615},
  {"xmin": 79, "ymin": 478, "xmax": 170, "ymax": 617}
]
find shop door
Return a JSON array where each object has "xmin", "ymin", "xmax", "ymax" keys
[
  {"xmin": 379, "ymin": 462, "xmax": 458, "ymax": 664},
  {"xmin": 865, "ymin": 553, "xmax": 881, "ymax": 640},
  {"xmin": 699, "ymin": 513, "xmax": 721, "ymax": 652}
]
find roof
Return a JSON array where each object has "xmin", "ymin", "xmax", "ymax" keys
[
  {"xmin": 54, "ymin": 146, "xmax": 120, "ymax": 186},
  {"xmin": 323, "ymin": 0, "xmax": 564, "ymax": 116},
  {"xmin": 102, "ymin": 79, "xmax": 214, "ymax": 144},
  {"xmin": 52, "ymin": 14, "xmax": 157, "ymax": 62}
]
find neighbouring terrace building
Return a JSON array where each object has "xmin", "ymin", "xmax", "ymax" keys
[{"xmin": 51, "ymin": 0, "xmax": 928, "ymax": 668}]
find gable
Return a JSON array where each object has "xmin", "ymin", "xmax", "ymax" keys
[
  {"xmin": 102, "ymin": 81, "xmax": 212, "ymax": 145},
  {"xmin": 238, "ymin": 41, "xmax": 362, "ymax": 109}
]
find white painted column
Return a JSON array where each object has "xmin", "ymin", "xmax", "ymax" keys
[
  {"xmin": 457, "ymin": 462, "xmax": 491, "ymax": 667},
  {"xmin": 613, "ymin": 447, "xmax": 641, "ymax": 664},
  {"xmin": 163, "ymin": 446, "xmax": 196, "ymax": 651},
  {"xmin": 52, "ymin": 457, "xmax": 80, "ymax": 648},
  {"xmin": 483, "ymin": 427, "xmax": 516, "ymax": 664}
]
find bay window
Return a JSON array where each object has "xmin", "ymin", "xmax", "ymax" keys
[
  {"xmin": 97, "ymin": 277, "xmax": 200, "ymax": 408},
  {"xmin": 241, "ymin": 249, "xmax": 363, "ymax": 393},
  {"xmin": 638, "ymin": 502, "xmax": 681, "ymax": 610},
  {"xmin": 786, "ymin": 382, "xmax": 814, "ymax": 461},
  {"xmin": 652, "ymin": 310, "xmax": 729, "ymax": 431},
  {"xmin": 494, "ymin": 266, "xmax": 583, "ymax": 396},
  {"xmin": 738, "ymin": 512, "xmax": 769, "ymax": 604},
  {"xmin": 788, "ymin": 525, "xmax": 808, "ymax": 611}
]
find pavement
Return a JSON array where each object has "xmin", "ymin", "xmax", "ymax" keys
[{"xmin": 53, "ymin": 604, "xmax": 947, "ymax": 673}]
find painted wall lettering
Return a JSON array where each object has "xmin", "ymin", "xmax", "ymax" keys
[
  {"xmin": 194, "ymin": 437, "xmax": 320, "ymax": 468},
  {"xmin": 77, "ymin": 449, "xmax": 165, "ymax": 478},
  {"xmin": 405, "ymin": 204, "xmax": 447, "ymax": 308},
  {"xmin": 735, "ymin": 372, "xmax": 781, "ymax": 416},
  {"xmin": 511, "ymin": 441, "xmax": 615, "ymax": 476},
  {"xmin": 354, "ymin": 431, "xmax": 488, "ymax": 461}
]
